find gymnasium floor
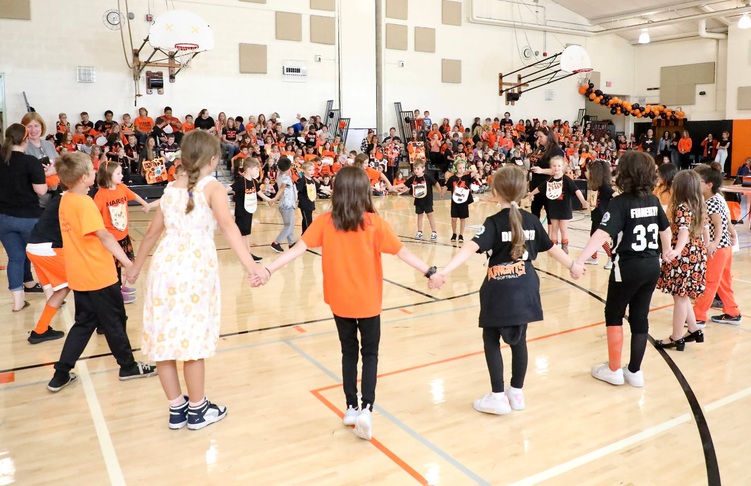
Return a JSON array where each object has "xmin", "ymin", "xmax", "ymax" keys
[{"xmin": 1, "ymin": 192, "xmax": 751, "ymax": 485}]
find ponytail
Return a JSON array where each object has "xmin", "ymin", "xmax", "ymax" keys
[
  {"xmin": 508, "ymin": 201, "xmax": 526, "ymax": 260},
  {"xmin": 1, "ymin": 124, "xmax": 27, "ymax": 164},
  {"xmin": 185, "ymin": 166, "xmax": 201, "ymax": 214}
]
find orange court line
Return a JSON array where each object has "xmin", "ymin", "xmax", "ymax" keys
[
  {"xmin": 294, "ymin": 326, "xmax": 307, "ymax": 333},
  {"xmin": 399, "ymin": 309, "xmax": 414, "ymax": 315},
  {"xmin": 0, "ymin": 372, "xmax": 15, "ymax": 384},
  {"xmin": 311, "ymin": 303, "xmax": 674, "ymax": 393},
  {"xmin": 310, "ymin": 389, "xmax": 429, "ymax": 485}
]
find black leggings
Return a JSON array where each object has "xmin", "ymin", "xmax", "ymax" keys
[
  {"xmin": 483, "ymin": 325, "xmax": 528, "ymax": 393},
  {"xmin": 300, "ymin": 208, "xmax": 314, "ymax": 234},
  {"xmin": 334, "ymin": 314, "xmax": 380, "ymax": 410}
]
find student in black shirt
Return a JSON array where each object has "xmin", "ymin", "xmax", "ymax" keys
[
  {"xmin": 577, "ymin": 151, "xmax": 671, "ymax": 388},
  {"xmin": 297, "ymin": 161, "xmax": 319, "ymax": 233},
  {"xmin": 393, "ymin": 160, "xmax": 444, "ymax": 240},
  {"xmin": 429, "ymin": 166, "xmax": 584, "ymax": 415}
]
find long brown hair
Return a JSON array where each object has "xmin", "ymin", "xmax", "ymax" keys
[
  {"xmin": 615, "ymin": 151, "xmax": 656, "ymax": 197},
  {"xmin": 180, "ymin": 130, "xmax": 221, "ymax": 214},
  {"xmin": 670, "ymin": 170, "xmax": 705, "ymax": 238},
  {"xmin": 331, "ymin": 165, "xmax": 375, "ymax": 231},
  {"xmin": 96, "ymin": 160, "xmax": 120, "ymax": 188},
  {"xmin": 586, "ymin": 159, "xmax": 612, "ymax": 191},
  {"xmin": 1, "ymin": 123, "xmax": 27, "ymax": 164},
  {"xmin": 491, "ymin": 165, "xmax": 528, "ymax": 260}
]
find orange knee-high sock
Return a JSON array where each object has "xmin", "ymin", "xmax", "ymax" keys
[
  {"xmin": 34, "ymin": 305, "xmax": 59, "ymax": 334},
  {"xmin": 607, "ymin": 326, "xmax": 623, "ymax": 371}
]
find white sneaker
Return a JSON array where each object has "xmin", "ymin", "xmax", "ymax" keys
[
  {"xmin": 604, "ymin": 259, "xmax": 613, "ymax": 270},
  {"xmin": 430, "ymin": 231, "xmax": 437, "ymax": 241},
  {"xmin": 473, "ymin": 392, "xmax": 511, "ymax": 415},
  {"xmin": 622, "ymin": 367, "xmax": 644, "ymax": 387},
  {"xmin": 416, "ymin": 231, "xmax": 423, "ymax": 240},
  {"xmin": 343, "ymin": 406, "xmax": 358, "ymax": 426},
  {"xmin": 505, "ymin": 387, "xmax": 526, "ymax": 411},
  {"xmin": 353, "ymin": 408, "xmax": 372, "ymax": 440},
  {"xmin": 583, "ymin": 257, "xmax": 599, "ymax": 265},
  {"xmin": 591, "ymin": 363, "xmax": 624, "ymax": 385}
]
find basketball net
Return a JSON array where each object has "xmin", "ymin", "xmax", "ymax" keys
[{"xmin": 575, "ymin": 69, "xmax": 592, "ymax": 86}]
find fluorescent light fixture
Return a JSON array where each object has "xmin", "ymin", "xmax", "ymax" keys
[
  {"xmin": 739, "ymin": 13, "xmax": 751, "ymax": 29},
  {"xmin": 638, "ymin": 28, "xmax": 650, "ymax": 44}
]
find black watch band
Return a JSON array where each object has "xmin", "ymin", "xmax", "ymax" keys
[{"xmin": 424, "ymin": 266, "xmax": 437, "ymax": 278}]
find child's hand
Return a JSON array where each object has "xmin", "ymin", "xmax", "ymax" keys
[
  {"xmin": 429, "ymin": 272, "xmax": 446, "ymax": 289},
  {"xmin": 142, "ymin": 203, "xmax": 151, "ymax": 213},
  {"xmin": 569, "ymin": 262, "xmax": 586, "ymax": 279},
  {"xmin": 581, "ymin": 200, "xmax": 590, "ymax": 210},
  {"xmin": 124, "ymin": 266, "xmax": 139, "ymax": 284},
  {"xmin": 706, "ymin": 241, "xmax": 717, "ymax": 257},
  {"xmin": 663, "ymin": 248, "xmax": 679, "ymax": 261}
]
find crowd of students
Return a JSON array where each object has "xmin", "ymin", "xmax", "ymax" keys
[{"xmin": 0, "ymin": 104, "xmax": 745, "ymax": 442}]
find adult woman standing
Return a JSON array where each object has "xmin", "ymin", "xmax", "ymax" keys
[
  {"xmin": 0, "ymin": 124, "xmax": 49, "ymax": 311},
  {"xmin": 22, "ymin": 112, "xmax": 58, "ymax": 169},
  {"xmin": 529, "ymin": 127, "xmax": 565, "ymax": 220}
]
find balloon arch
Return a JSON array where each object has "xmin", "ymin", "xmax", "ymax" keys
[{"xmin": 578, "ymin": 83, "xmax": 686, "ymax": 120}]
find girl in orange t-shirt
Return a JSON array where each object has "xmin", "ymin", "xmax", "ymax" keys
[
  {"xmin": 259, "ymin": 166, "xmax": 432, "ymax": 441},
  {"xmin": 93, "ymin": 161, "xmax": 150, "ymax": 302}
]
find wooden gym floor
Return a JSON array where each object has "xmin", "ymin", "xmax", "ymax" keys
[{"xmin": 1, "ymin": 193, "xmax": 751, "ymax": 485}]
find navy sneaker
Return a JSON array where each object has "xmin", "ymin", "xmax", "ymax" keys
[
  {"xmin": 119, "ymin": 362, "xmax": 158, "ymax": 381},
  {"xmin": 187, "ymin": 398, "xmax": 227, "ymax": 430},
  {"xmin": 711, "ymin": 314, "xmax": 742, "ymax": 325},
  {"xmin": 47, "ymin": 371, "xmax": 78, "ymax": 393},
  {"xmin": 169, "ymin": 396, "xmax": 190, "ymax": 430}
]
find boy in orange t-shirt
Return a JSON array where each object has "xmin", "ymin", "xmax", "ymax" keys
[
  {"xmin": 182, "ymin": 114, "xmax": 196, "ymax": 133},
  {"xmin": 260, "ymin": 166, "xmax": 432, "ymax": 441},
  {"xmin": 46, "ymin": 152, "xmax": 156, "ymax": 393}
]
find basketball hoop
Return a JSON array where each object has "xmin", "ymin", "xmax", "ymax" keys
[
  {"xmin": 574, "ymin": 67, "xmax": 592, "ymax": 86},
  {"xmin": 561, "ymin": 45, "xmax": 592, "ymax": 74},
  {"xmin": 175, "ymin": 43, "xmax": 199, "ymax": 52}
]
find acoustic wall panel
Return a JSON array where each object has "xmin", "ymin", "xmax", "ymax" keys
[
  {"xmin": 0, "ymin": 0, "xmax": 31, "ymax": 20},
  {"xmin": 239, "ymin": 43, "xmax": 268, "ymax": 74},
  {"xmin": 414, "ymin": 27, "xmax": 435, "ymax": 53},
  {"xmin": 442, "ymin": 59, "xmax": 461, "ymax": 84},
  {"xmin": 310, "ymin": 0, "xmax": 335, "ymax": 11},
  {"xmin": 737, "ymin": 86, "xmax": 751, "ymax": 110},
  {"xmin": 660, "ymin": 62, "xmax": 715, "ymax": 105},
  {"xmin": 310, "ymin": 16, "xmax": 335, "ymax": 45},
  {"xmin": 276, "ymin": 12, "xmax": 302, "ymax": 42},
  {"xmin": 385, "ymin": 0, "xmax": 408, "ymax": 20},
  {"xmin": 442, "ymin": 1, "xmax": 462, "ymax": 26},
  {"xmin": 385, "ymin": 23, "xmax": 408, "ymax": 50}
]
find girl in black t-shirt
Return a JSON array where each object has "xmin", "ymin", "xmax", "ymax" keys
[
  {"xmin": 576, "ymin": 151, "xmax": 671, "ymax": 388},
  {"xmin": 527, "ymin": 156, "xmax": 589, "ymax": 254},
  {"xmin": 429, "ymin": 166, "xmax": 584, "ymax": 415},
  {"xmin": 584, "ymin": 160, "xmax": 615, "ymax": 269}
]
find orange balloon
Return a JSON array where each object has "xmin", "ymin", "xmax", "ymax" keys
[
  {"xmin": 645, "ymin": 104, "xmax": 652, "ymax": 111},
  {"xmin": 676, "ymin": 111, "xmax": 685, "ymax": 118},
  {"xmin": 589, "ymin": 93, "xmax": 596, "ymax": 100},
  {"xmin": 579, "ymin": 85, "xmax": 588, "ymax": 95},
  {"xmin": 636, "ymin": 112, "xmax": 643, "ymax": 118}
]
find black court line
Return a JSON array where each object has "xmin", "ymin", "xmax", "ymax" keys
[{"xmin": 536, "ymin": 267, "xmax": 721, "ymax": 486}]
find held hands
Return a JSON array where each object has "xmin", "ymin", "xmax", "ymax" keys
[
  {"xmin": 663, "ymin": 248, "xmax": 680, "ymax": 262},
  {"xmin": 581, "ymin": 200, "xmax": 590, "ymax": 210},
  {"xmin": 248, "ymin": 263, "xmax": 270, "ymax": 287},
  {"xmin": 569, "ymin": 262, "xmax": 586, "ymax": 280},
  {"xmin": 124, "ymin": 264, "xmax": 139, "ymax": 284},
  {"xmin": 142, "ymin": 203, "xmax": 151, "ymax": 213},
  {"xmin": 706, "ymin": 242, "xmax": 718, "ymax": 257},
  {"xmin": 428, "ymin": 271, "xmax": 446, "ymax": 290}
]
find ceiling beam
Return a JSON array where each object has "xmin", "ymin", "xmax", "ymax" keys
[
  {"xmin": 701, "ymin": 5, "xmax": 731, "ymax": 26},
  {"xmin": 594, "ymin": 5, "xmax": 751, "ymax": 34},
  {"xmin": 589, "ymin": 0, "xmax": 729, "ymax": 25}
]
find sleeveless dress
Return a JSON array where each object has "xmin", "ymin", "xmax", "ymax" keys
[{"xmin": 142, "ymin": 176, "xmax": 221, "ymax": 361}]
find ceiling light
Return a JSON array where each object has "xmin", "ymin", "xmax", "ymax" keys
[
  {"xmin": 638, "ymin": 28, "xmax": 651, "ymax": 44},
  {"xmin": 739, "ymin": 13, "xmax": 751, "ymax": 29}
]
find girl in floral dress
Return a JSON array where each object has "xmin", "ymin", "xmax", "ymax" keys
[
  {"xmin": 655, "ymin": 170, "xmax": 708, "ymax": 351},
  {"xmin": 127, "ymin": 130, "xmax": 265, "ymax": 430}
]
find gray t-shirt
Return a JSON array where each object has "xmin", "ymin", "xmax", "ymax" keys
[
  {"xmin": 277, "ymin": 173, "xmax": 297, "ymax": 210},
  {"xmin": 25, "ymin": 139, "xmax": 58, "ymax": 163}
]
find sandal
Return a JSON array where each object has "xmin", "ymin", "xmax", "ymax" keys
[
  {"xmin": 24, "ymin": 283, "xmax": 44, "ymax": 293},
  {"xmin": 12, "ymin": 301, "xmax": 30, "ymax": 312},
  {"xmin": 655, "ymin": 335, "xmax": 685, "ymax": 351}
]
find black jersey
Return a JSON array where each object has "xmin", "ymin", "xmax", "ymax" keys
[
  {"xmin": 296, "ymin": 176, "xmax": 318, "ymax": 211},
  {"xmin": 472, "ymin": 209, "xmax": 553, "ymax": 327},
  {"xmin": 599, "ymin": 193, "xmax": 669, "ymax": 260},
  {"xmin": 404, "ymin": 174, "xmax": 437, "ymax": 205}
]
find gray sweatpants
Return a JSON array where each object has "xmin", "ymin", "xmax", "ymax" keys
[{"xmin": 275, "ymin": 208, "xmax": 296, "ymax": 244}]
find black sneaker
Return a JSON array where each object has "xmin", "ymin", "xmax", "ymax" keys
[
  {"xmin": 458, "ymin": 235, "xmax": 464, "ymax": 242},
  {"xmin": 24, "ymin": 283, "xmax": 44, "ymax": 293},
  {"xmin": 119, "ymin": 362, "xmax": 158, "ymax": 381},
  {"xmin": 187, "ymin": 398, "xmax": 227, "ymax": 430},
  {"xmin": 251, "ymin": 253, "xmax": 263, "ymax": 262},
  {"xmin": 450, "ymin": 234, "xmax": 457, "ymax": 242},
  {"xmin": 28, "ymin": 327, "xmax": 65, "ymax": 344},
  {"xmin": 169, "ymin": 396, "xmax": 190, "ymax": 430},
  {"xmin": 711, "ymin": 314, "xmax": 742, "ymax": 325},
  {"xmin": 47, "ymin": 371, "xmax": 78, "ymax": 392},
  {"xmin": 711, "ymin": 298, "xmax": 723, "ymax": 309},
  {"xmin": 289, "ymin": 242, "xmax": 296, "ymax": 248},
  {"xmin": 270, "ymin": 242, "xmax": 284, "ymax": 253}
]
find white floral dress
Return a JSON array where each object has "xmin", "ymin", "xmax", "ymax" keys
[{"xmin": 142, "ymin": 176, "xmax": 220, "ymax": 361}]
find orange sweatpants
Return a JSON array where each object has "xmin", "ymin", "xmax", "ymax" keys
[{"xmin": 693, "ymin": 246, "xmax": 739, "ymax": 321}]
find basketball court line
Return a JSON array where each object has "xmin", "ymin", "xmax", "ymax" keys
[{"xmin": 60, "ymin": 306, "xmax": 126, "ymax": 486}]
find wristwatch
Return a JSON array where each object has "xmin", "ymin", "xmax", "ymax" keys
[{"xmin": 424, "ymin": 266, "xmax": 437, "ymax": 278}]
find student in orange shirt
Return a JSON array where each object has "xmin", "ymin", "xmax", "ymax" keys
[
  {"xmin": 134, "ymin": 107, "xmax": 154, "ymax": 144},
  {"xmin": 259, "ymin": 165, "xmax": 433, "ymax": 440},
  {"xmin": 47, "ymin": 152, "xmax": 157, "ymax": 392},
  {"xmin": 182, "ymin": 114, "xmax": 196, "ymax": 134},
  {"xmin": 71, "ymin": 124, "xmax": 86, "ymax": 146},
  {"xmin": 354, "ymin": 154, "xmax": 394, "ymax": 196},
  {"xmin": 93, "ymin": 161, "xmax": 150, "ymax": 304}
]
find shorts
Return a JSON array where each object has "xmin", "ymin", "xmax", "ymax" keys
[
  {"xmin": 116, "ymin": 235, "xmax": 135, "ymax": 268},
  {"xmin": 235, "ymin": 212, "xmax": 253, "ymax": 236},
  {"xmin": 26, "ymin": 244, "xmax": 68, "ymax": 291},
  {"xmin": 451, "ymin": 203, "xmax": 469, "ymax": 219},
  {"xmin": 415, "ymin": 200, "xmax": 433, "ymax": 215}
]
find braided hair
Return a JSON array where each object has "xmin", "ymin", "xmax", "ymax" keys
[{"xmin": 179, "ymin": 130, "xmax": 221, "ymax": 214}]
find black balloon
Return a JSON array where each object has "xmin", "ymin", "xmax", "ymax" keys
[
  {"xmin": 610, "ymin": 108, "xmax": 617, "ymax": 115},
  {"xmin": 588, "ymin": 82, "xmax": 595, "ymax": 89},
  {"xmin": 594, "ymin": 89, "xmax": 603, "ymax": 96}
]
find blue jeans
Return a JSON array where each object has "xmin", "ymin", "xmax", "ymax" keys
[{"xmin": 0, "ymin": 213, "xmax": 38, "ymax": 291}]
